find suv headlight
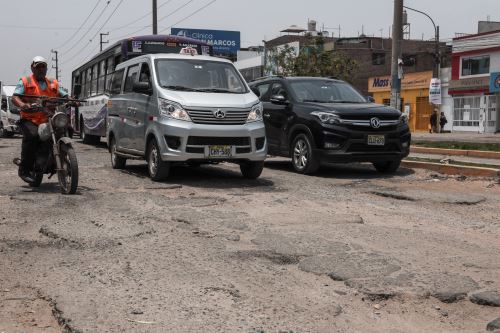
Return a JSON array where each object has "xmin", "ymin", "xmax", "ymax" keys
[
  {"xmin": 399, "ymin": 114, "xmax": 408, "ymax": 124},
  {"xmin": 247, "ymin": 102, "xmax": 263, "ymax": 122},
  {"xmin": 158, "ymin": 98, "xmax": 191, "ymax": 122},
  {"xmin": 311, "ymin": 111, "xmax": 341, "ymax": 125}
]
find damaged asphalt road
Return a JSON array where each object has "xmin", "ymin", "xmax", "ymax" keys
[{"xmin": 1, "ymin": 137, "xmax": 500, "ymax": 332}]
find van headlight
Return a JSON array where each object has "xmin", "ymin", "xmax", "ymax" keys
[
  {"xmin": 247, "ymin": 102, "xmax": 263, "ymax": 123},
  {"xmin": 158, "ymin": 98, "xmax": 191, "ymax": 122},
  {"xmin": 311, "ymin": 111, "xmax": 341, "ymax": 125}
]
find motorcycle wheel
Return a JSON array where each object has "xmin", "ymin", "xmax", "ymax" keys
[
  {"xmin": 57, "ymin": 144, "xmax": 79, "ymax": 195},
  {"xmin": 28, "ymin": 172, "xmax": 43, "ymax": 188}
]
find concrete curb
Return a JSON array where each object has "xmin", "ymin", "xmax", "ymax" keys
[
  {"xmin": 411, "ymin": 146, "xmax": 500, "ymax": 159},
  {"xmin": 401, "ymin": 160, "xmax": 500, "ymax": 177}
]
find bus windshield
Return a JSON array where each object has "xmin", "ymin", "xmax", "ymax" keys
[{"xmin": 155, "ymin": 59, "xmax": 247, "ymax": 94}]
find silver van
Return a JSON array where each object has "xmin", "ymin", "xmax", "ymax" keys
[{"xmin": 106, "ymin": 53, "xmax": 267, "ymax": 180}]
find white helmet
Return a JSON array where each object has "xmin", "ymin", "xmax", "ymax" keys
[{"xmin": 31, "ymin": 56, "xmax": 48, "ymax": 67}]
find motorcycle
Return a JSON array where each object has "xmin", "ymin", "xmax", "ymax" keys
[{"xmin": 13, "ymin": 96, "xmax": 84, "ymax": 194}]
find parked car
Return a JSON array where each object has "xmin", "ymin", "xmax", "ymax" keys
[
  {"xmin": 106, "ymin": 52, "xmax": 267, "ymax": 180},
  {"xmin": 1, "ymin": 84, "xmax": 20, "ymax": 138},
  {"xmin": 249, "ymin": 76, "xmax": 411, "ymax": 174}
]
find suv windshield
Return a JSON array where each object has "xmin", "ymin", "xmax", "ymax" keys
[
  {"xmin": 155, "ymin": 59, "xmax": 247, "ymax": 94},
  {"xmin": 289, "ymin": 80, "xmax": 366, "ymax": 103}
]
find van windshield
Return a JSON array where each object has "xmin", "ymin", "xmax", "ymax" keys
[{"xmin": 155, "ymin": 59, "xmax": 248, "ymax": 94}]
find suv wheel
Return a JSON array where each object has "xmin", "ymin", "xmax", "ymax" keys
[
  {"xmin": 373, "ymin": 160, "xmax": 401, "ymax": 173},
  {"xmin": 291, "ymin": 133, "xmax": 319, "ymax": 174},
  {"xmin": 240, "ymin": 161, "xmax": 264, "ymax": 179},
  {"xmin": 147, "ymin": 139, "xmax": 170, "ymax": 181}
]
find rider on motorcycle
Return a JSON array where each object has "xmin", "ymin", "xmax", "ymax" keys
[{"xmin": 12, "ymin": 56, "xmax": 68, "ymax": 183}]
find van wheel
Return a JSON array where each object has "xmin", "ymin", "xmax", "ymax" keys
[
  {"xmin": 147, "ymin": 139, "xmax": 170, "ymax": 181},
  {"xmin": 373, "ymin": 160, "xmax": 401, "ymax": 173},
  {"xmin": 110, "ymin": 137, "xmax": 126, "ymax": 169},
  {"xmin": 291, "ymin": 133, "xmax": 319, "ymax": 174},
  {"xmin": 240, "ymin": 161, "xmax": 264, "ymax": 179}
]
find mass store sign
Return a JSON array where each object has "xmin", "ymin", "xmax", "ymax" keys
[
  {"xmin": 171, "ymin": 28, "xmax": 240, "ymax": 56},
  {"xmin": 490, "ymin": 72, "xmax": 500, "ymax": 93}
]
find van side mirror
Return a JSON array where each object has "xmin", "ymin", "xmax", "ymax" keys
[
  {"xmin": 366, "ymin": 96, "xmax": 375, "ymax": 103},
  {"xmin": 133, "ymin": 82, "xmax": 152, "ymax": 95},
  {"xmin": 270, "ymin": 94, "xmax": 288, "ymax": 105},
  {"xmin": 73, "ymin": 84, "xmax": 82, "ymax": 97},
  {"xmin": 251, "ymin": 87, "xmax": 261, "ymax": 98}
]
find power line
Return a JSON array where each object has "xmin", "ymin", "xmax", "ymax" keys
[
  {"xmin": 54, "ymin": 0, "xmax": 102, "ymax": 50},
  {"xmin": 108, "ymin": 0, "xmax": 175, "ymax": 33},
  {"xmin": 109, "ymin": 0, "xmax": 195, "ymax": 42},
  {"xmin": 160, "ymin": 0, "xmax": 217, "ymax": 33},
  {"xmin": 60, "ymin": 0, "xmax": 112, "ymax": 54},
  {"xmin": 62, "ymin": 0, "xmax": 125, "ymax": 65}
]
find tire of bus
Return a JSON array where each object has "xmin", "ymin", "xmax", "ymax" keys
[
  {"xmin": 147, "ymin": 139, "xmax": 170, "ymax": 181},
  {"xmin": 80, "ymin": 120, "xmax": 100, "ymax": 145}
]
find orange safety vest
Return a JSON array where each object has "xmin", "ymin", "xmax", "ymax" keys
[{"xmin": 20, "ymin": 75, "xmax": 60, "ymax": 125}]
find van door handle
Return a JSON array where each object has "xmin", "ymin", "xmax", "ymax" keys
[{"xmin": 263, "ymin": 113, "xmax": 271, "ymax": 119}]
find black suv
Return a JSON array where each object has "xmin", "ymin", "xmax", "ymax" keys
[{"xmin": 249, "ymin": 77, "xmax": 411, "ymax": 174}]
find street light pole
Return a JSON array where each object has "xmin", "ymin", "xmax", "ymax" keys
[
  {"xmin": 390, "ymin": 0, "xmax": 404, "ymax": 111},
  {"xmin": 152, "ymin": 0, "xmax": 158, "ymax": 35},
  {"xmin": 404, "ymin": 5, "xmax": 442, "ymax": 132}
]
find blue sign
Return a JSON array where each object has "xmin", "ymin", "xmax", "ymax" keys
[
  {"xmin": 490, "ymin": 72, "xmax": 500, "ymax": 93},
  {"xmin": 171, "ymin": 28, "xmax": 240, "ymax": 57}
]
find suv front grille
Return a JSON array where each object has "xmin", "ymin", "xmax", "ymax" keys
[{"xmin": 186, "ymin": 108, "xmax": 250, "ymax": 125}]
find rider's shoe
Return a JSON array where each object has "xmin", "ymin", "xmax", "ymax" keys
[{"xmin": 18, "ymin": 168, "xmax": 35, "ymax": 183}]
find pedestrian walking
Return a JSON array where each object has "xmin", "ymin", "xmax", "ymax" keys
[
  {"xmin": 429, "ymin": 110, "xmax": 438, "ymax": 133},
  {"xmin": 439, "ymin": 113, "xmax": 448, "ymax": 133}
]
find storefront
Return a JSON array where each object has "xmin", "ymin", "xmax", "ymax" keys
[
  {"xmin": 448, "ymin": 29, "xmax": 500, "ymax": 133},
  {"xmin": 368, "ymin": 71, "xmax": 433, "ymax": 132}
]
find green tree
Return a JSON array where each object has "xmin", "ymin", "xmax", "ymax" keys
[{"xmin": 266, "ymin": 35, "xmax": 358, "ymax": 82}]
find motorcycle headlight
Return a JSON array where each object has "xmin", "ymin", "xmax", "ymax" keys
[
  {"xmin": 247, "ymin": 102, "xmax": 263, "ymax": 123},
  {"xmin": 311, "ymin": 111, "xmax": 341, "ymax": 125},
  {"xmin": 52, "ymin": 112, "xmax": 68, "ymax": 128},
  {"xmin": 158, "ymin": 98, "xmax": 191, "ymax": 122}
]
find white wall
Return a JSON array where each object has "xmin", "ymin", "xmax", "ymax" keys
[
  {"xmin": 439, "ymin": 68, "xmax": 454, "ymax": 132},
  {"xmin": 490, "ymin": 51, "xmax": 500, "ymax": 72}
]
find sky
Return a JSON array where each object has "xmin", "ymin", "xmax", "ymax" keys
[{"xmin": 1, "ymin": 0, "xmax": 499, "ymax": 88}]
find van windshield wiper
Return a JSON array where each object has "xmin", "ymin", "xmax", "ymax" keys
[
  {"xmin": 161, "ymin": 85, "xmax": 201, "ymax": 92},
  {"xmin": 195, "ymin": 88, "xmax": 241, "ymax": 94},
  {"xmin": 330, "ymin": 100, "xmax": 365, "ymax": 103}
]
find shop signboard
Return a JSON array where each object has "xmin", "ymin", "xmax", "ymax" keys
[
  {"xmin": 171, "ymin": 28, "xmax": 240, "ymax": 57},
  {"xmin": 490, "ymin": 72, "xmax": 500, "ymax": 93},
  {"xmin": 368, "ymin": 71, "xmax": 433, "ymax": 93},
  {"xmin": 429, "ymin": 78, "xmax": 442, "ymax": 105},
  {"xmin": 449, "ymin": 76, "xmax": 490, "ymax": 93}
]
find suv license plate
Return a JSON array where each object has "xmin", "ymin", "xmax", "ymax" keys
[
  {"xmin": 208, "ymin": 145, "xmax": 232, "ymax": 158},
  {"xmin": 367, "ymin": 135, "xmax": 385, "ymax": 146}
]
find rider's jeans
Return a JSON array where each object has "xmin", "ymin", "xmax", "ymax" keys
[{"xmin": 19, "ymin": 119, "xmax": 40, "ymax": 171}]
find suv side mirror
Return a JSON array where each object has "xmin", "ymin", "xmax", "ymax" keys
[
  {"xmin": 133, "ymin": 81, "xmax": 152, "ymax": 95},
  {"xmin": 251, "ymin": 87, "xmax": 261, "ymax": 98},
  {"xmin": 270, "ymin": 95, "xmax": 288, "ymax": 105},
  {"xmin": 366, "ymin": 96, "xmax": 375, "ymax": 103}
]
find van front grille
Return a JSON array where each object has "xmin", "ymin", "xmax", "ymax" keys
[{"xmin": 186, "ymin": 107, "xmax": 250, "ymax": 125}]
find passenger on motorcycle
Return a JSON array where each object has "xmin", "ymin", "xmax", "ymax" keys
[{"xmin": 11, "ymin": 56, "xmax": 68, "ymax": 183}]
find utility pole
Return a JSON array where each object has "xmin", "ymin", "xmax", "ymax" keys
[
  {"xmin": 152, "ymin": 0, "xmax": 158, "ymax": 35},
  {"xmin": 100, "ymin": 33, "xmax": 109, "ymax": 52},
  {"xmin": 390, "ymin": 0, "xmax": 404, "ymax": 111},
  {"xmin": 51, "ymin": 50, "xmax": 59, "ymax": 81}
]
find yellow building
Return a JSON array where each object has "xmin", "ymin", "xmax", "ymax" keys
[{"xmin": 368, "ymin": 71, "xmax": 433, "ymax": 132}]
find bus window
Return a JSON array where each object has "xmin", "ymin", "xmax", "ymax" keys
[
  {"xmin": 109, "ymin": 69, "xmax": 125, "ymax": 95},
  {"xmin": 85, "ymin": 68, "xmax": 91, "ymax": 97},
  {"xmin": 124, "ymin": 65, "xmax": 140, "ymax": 93},
  {"xmin": 91, "ymin": 63, "xmax": 98, "ymax": 96},
  {"xmin": 98, "ymin": 60, "xmax": 106, "ymax": 95},
  {"xmin": 105, "ymin": 56, "xmax": 115, "ymax": 93}
]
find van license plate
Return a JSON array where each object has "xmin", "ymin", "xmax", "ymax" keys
[
  {"xmin": 367, "ymin": 135, "xmax": 385, "ymax": 146},
  {"xmin": 208, "ymin": 145, "xmax": 232, "ymax": 158}
]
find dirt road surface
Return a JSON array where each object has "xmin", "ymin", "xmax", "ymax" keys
[{"xmin": 1, "ymin": 137, "xmax": 499, "ymax": 332}]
